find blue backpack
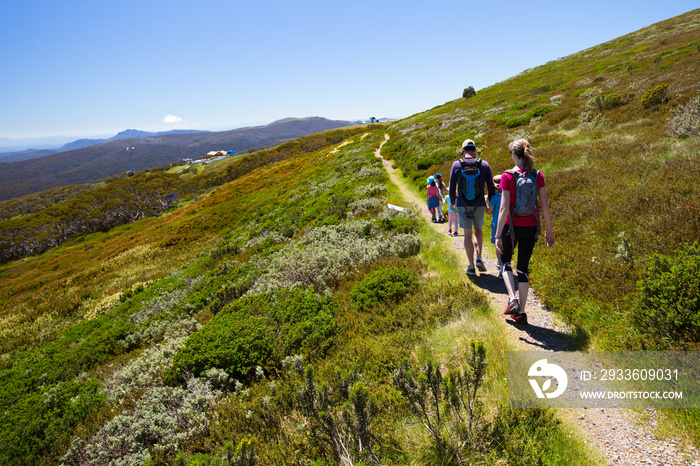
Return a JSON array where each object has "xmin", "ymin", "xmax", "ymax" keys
[{"xmin": 458, "ymin": 158, "xmax": 483, "ymax": 202}]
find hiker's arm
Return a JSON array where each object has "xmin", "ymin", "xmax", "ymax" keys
[
  {"xmin": 495, "ymin": 190, "xmax": 510, "ymax": 254},
  {"xmin": 538, "ymin": 186, "xmax": 555, "ymax": 248},
  {"xmin": 485, "ymin": 196, "xmax": 493, "ymax": 215},
  {"xmin": 485, "ymin": 165, "xmax": 495, "ymax": 201}
]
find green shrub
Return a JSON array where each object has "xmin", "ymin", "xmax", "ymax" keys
[
  {"xmin": 167, "ymin": 287, "xmax": 338, "ymax": 382},
  {"xmin": 484, "ymin": 406, "xmax": 564, "ymax": 465},
  {"xmin": 1, "ymin": 380, "xmax": 106, "ymax": 465},
  {"xmin": 504, "ymin": 104, "xmax": 557, "ymax": 128},
  {"xmin": 417, "ymin": 154, "xmax": 441, "ymax": 171},
  {"xmin": 605, "ymin": 93, "xmax": 629, "ymax": 109},
  {"xmin": 641, "ymin": 83, "xmax": 668, "ymax": 108},
  {"xmin": 633, "ymin": 242, "xmax": 700, "ymax": 347},
  {"xmin": 588, "ymin": 92, "xmax": 632, "ymax": 111},
  {"xmin": 463, "ymin": 86, "xmax": 476, "ymax": 99},
  {"xmin": 667, "ymin": 96, "xmax": 700, "ymax": 138},
  {"xmin": 530, "ymin": 84, "xmax": 553, "ymax": 95},
  {"xmin": 377, "ymin": 216, "xmax": 420, "ymax": 234},
  {"xmin": 529, "ymin": 104, "xmax": 558, "ymax": 118},
  {"xmin": 505, "ymin": 115, "xmax": 531, "ymax": 128},
  {"xmin": 351, "ymin": 267, "xmax": 418, "ymax": 311}
]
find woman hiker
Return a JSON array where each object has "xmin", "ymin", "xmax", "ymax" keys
[{"xmin": 495, "ymin": 139, "xmax": 555, "ymax": 325}]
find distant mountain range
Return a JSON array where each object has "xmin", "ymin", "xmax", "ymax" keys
[
  {"xmin": 0, "ymin": 117, "xmax": 355, "ymax": 201},
  {"xmin": 0, "ymin": 129, "xmax": 208, "ymax": 163}
]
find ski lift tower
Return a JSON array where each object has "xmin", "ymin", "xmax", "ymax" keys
[{"xmin": 126, "ymin": 146, "xmax": 135, "ymax": 175}]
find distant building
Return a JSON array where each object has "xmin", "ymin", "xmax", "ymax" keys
[{"xmin": 185, "ymin": 150, "xmax": 237, "ymax": 165}]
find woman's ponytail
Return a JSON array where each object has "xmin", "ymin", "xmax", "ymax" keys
[{"xmin": 508, "ymin": 139, "xmax": 535, "ymax": 172}]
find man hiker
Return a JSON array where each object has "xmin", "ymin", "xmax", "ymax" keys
[{"xmin": 448, "ymin": 139, "xmax": 496, "ymax": 276}]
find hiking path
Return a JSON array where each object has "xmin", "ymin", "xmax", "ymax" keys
[{"xmin": 375, "ymin": 133, "xmax": 699, "ymax": 466}]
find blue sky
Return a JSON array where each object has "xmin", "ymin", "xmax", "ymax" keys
[{"xmin": 1, "ymin": 1, "xmax": 697, "ymax": 141}]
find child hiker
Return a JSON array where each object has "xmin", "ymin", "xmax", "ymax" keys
[
  {"xmin": 486, "ymin": 175, "xmax": 503, "ymax": 279},
  {"xmin": 434, "ymin": 173, "xmax": 446, "ymax": 223},
  {"xmin": 426, "ymin": 176, "xmax": 443, "ymax": 223}
]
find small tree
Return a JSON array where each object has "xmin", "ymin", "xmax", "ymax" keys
[
  {"xmin": 444, "ymin": 339, "xmax": 487, "ymax": 436},
  {"xmin": 298, "ymin": 365, "xmax": 381, "ymax": 466},
  {"xmin": 393, "ymin": 358, "xmax": 446, "ymax": 459},
  {"xmin": 463, "ymin": 86, "xmax": 476, "ymax": 99},
  {"xmin": 392, "ymin": 341, "xmax": 488, "ymax": 463}
]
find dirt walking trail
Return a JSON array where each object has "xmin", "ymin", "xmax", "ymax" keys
[{"xmin": 375, "ymin": 134, "xmax": 699, "ymax": 466}]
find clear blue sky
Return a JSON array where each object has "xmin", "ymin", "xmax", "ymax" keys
[{"xmin": 1, "ymin": 1, "xmax": 697, "ymax": 140}]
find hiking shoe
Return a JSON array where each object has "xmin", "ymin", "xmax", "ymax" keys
[
  {"xmin": 448, "ymin": 229, "xmax": 452, "ymax": 235},
  {"xmin": 510, "ymin": 312, "xmax": 528, "ymax": 325},
  {"xmin": 476, "ymin": 258, "xmax": 487, "ymax": 272},
  {"xmin": 466, "ymin": 266, "xmax": 477, "ymax": 276},
  {"xmin": 503, "ymin": 299, "xmax": 520, "ymax": 315}
]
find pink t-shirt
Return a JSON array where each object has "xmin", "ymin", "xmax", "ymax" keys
[
  {"xmin": 499, "ymin": 169, "xmax": 545, "ymax": 227},
  {"xmin": 426, "ymin": 184, "xmax": 440, "ymax": 198}
]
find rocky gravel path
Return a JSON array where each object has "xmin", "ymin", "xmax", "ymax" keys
[{"xmin": 376, "ymin": 134, "xmax": 700, "ymax": 466}]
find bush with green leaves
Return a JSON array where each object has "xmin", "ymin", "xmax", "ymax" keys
[
  {"xmin": 0, "ymin": 312, "xmax": 135, "ymax": 465},
  {"xmin": 351, "ymin": 266, "xmax": 418, "ymax": 311},
  {"xmin": 633, "ymin": 242, "xmax": 700, "ymax": 347},
  {"xmin": 587, "ymin": 92, "xmax": 632, "ymax": 111},
  {"xmin": 641, "ymin": 83, "xmax": 668, "ymax": 108},
  {"xmin": 504, "ymin": 104, "xmax": 557, "ymax": 128},
  {"xmin": 667, "ymin": 96, "xmax": 700, "ymax": 138},
  {"xmin": 167, "ymin": 287, "xmax": 338, "ymax": 382},
  {"xmin": 463, "ymin": 86, "xmax": 476, "ymax": 99}
]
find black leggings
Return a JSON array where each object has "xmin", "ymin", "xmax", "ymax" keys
[{"xmin": 500, "ymin": 225, "xmax": 537, "ymax": 283}]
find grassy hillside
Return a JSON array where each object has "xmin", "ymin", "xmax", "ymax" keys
[
  {"xmin": 382, "ymin": 8, "xmax": 700, "ymax": 351},
  {"xmin": 0, "ymin": 126, "xmax": 592, "ymax": 465},
  {"xmin": 1, "ymin": 9, "xmax": 699, "ymax": 466}
]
